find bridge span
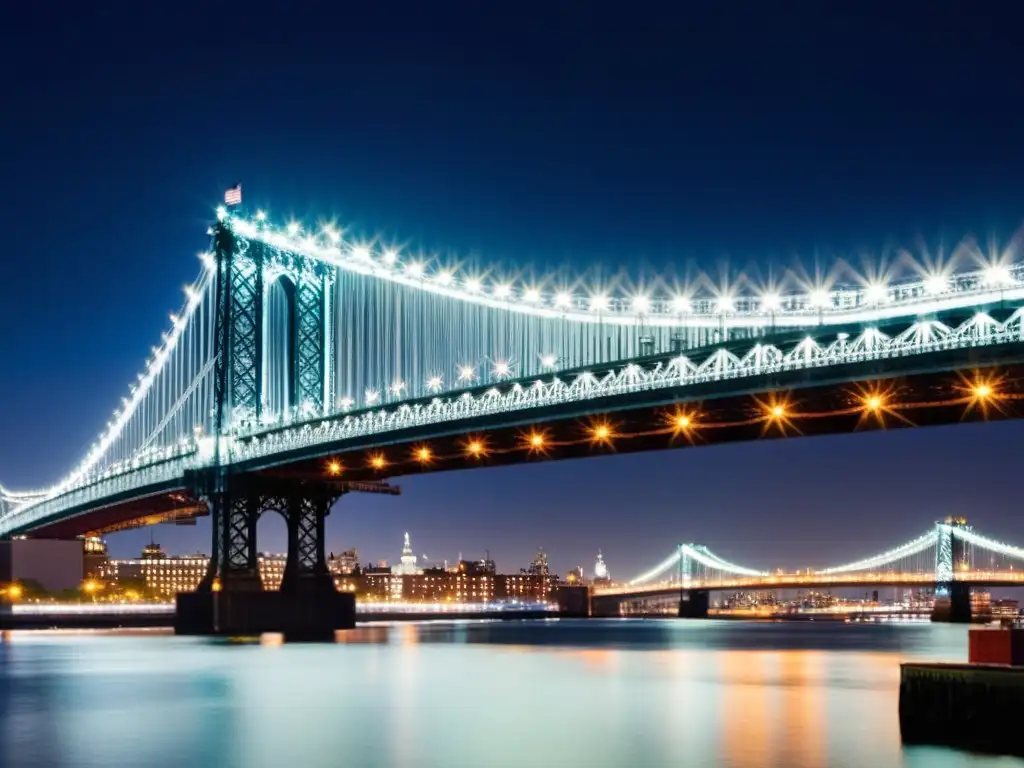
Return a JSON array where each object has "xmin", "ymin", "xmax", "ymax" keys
[
  {"xmin": 4, "ymin": 195, "xmax": 1024, "ymax": 635},
  {"xmin": 592, "ymin": 519, "xmax": 1024, "ymax": 622}
]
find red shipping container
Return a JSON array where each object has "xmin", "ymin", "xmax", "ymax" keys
[{"xmin": 968, "ymin": 628, "xmax": 1024, "ymax": 665}]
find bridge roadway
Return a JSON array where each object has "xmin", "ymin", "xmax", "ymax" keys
[{"xmin": 10, "ymin": 340, "xmax": 1024, "ymax": 541}]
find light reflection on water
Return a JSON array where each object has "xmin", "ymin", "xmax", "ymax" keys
[{"xmin": 0, "ymin": 620, "xmax": 1021, "ymax": 768}]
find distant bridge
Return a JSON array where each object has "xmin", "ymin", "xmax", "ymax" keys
[{"xmin": 593, "ymin": 518, "xmax": 1024, "ymax": 621}]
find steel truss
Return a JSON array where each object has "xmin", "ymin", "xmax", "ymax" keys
[
  {"xmin": 232, "ymin": 308, "xmax": 1024, "ymax": 463},
  {"xmin": 293, "ymin": 274, "xmax": 327, "ymax": 413},
  {"xmin": 4, "ymin": 304, "xmax": 1024, "ymax": 533},
  {"xmin": 197, "ymin": 475, "xmax": 340, "ymax": 593}
]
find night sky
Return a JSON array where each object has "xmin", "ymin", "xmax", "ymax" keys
[{"xmin": 2, "ymin": 3, "xmax": 1023, "ymax": 579}]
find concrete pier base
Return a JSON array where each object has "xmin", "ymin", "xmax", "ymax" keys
[
  {"xmin": 900, "ymin": 662, "xmax": 1024, "ymax": 756},
  {"xmin": 930, "ymin": 583, "xmax": 973, "ymax": 623},
  {"xmin": 175, "ymin": 591, "xmax": 356, "ymax": 641},
  {"xmin": 555, "ymin": 585, "xmax": 590, "ymax": 617},
  {"xmin": 678, "ymin": 589, "xmax": 709, "ymax": 619}
]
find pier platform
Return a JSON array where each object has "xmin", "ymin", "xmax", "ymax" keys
[{"xmin": 900, "ymin": 660, "xmax": 1024, "ymax": 756}]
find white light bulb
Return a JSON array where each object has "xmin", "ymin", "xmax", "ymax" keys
[
  {"xmin": 493, "ymin": 284, "xmax": 512, "ymax": 300},
  {"xmin": 256, "ymin": 210, "xmax": 267, "ymax": 221},
  {"xmin": 458, "ymin": 365, "xmax": 476, "ymax": 382},
  {"xmin": 984, "ymin": 264, "xmax": 1012, "ymax": 287},
  {"xmin": 716, "ymin": 295, "xmax": 735, "ymax": 313},
  {"xmin": 632, "ymin": 294, "xmax": 651, "ymax": 314},
  {"xmin": 761, "ymin": 293, "xmax": 781, "ymax": 311},
  {"xmin": 523, "ymin": 288, "xmax": 542, "ymax": 303},
  {"xmin": 924, "ymin": 275, "xmax": 948, "ymax": 295},
  {"xmin": 287, "ymin": 221, "xmax": 300, "ymax": 236},
  {"xmin": 671, "ymin": 295, "xmax": 691, "ymax": 314},
  {"xmin": 809, "ymin": 290, "xmax": 830, "ymax": 309},
  {"xmin": 406, "ymin": 262, "xmax": 424, "ymax": 278},
  {"xmin": 339, "ymin": 397, "xmax": 354, "ymax": 409},
  {"xmin": 383, "ymin": 249, "xmax": 398, "ymax": 264},
  {"xmin": 426, "ymin": 376, "xmax": 443, "ymax": 392},
  {"xmin": 435, "ymin": 270, "xmax": 453, "ymax": 286},
  {"xmin": 554, "ymin": 292, "xmax": 573, "ymax": 309},
  {"xmin": 864, "ymin": 282, "xmax": 888, "ymax": 303},
  {"xmin": 541, "ymin": 354, "xmax": 557, "ymax": 369},
  {"xmin": 492, "ymin": 361, "xmax": 511, "ymax": 378},
  {"xmin": 590, "ymin": 294, "xmax": 610, "ymax": 312},
  {"xmin": 465, "ymin": 278, "xmax": 482, "ymax": 293}
]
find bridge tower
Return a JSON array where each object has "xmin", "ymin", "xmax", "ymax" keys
[
  {"xmin": 676, "ymin": 543, "xmax": 709, "ymax": 619},
  {"xmin": 933, "ymin": 517, "xmax": 972, "ymax": 623},
  {"xmin": 211, "ymin": 215, "xmax": 334, "ymax": 429},
  {"xmin": 176, "ymin": 215, "xmax": 356, "ymax": 639}
]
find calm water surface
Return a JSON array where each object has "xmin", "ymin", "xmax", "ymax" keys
[{"xmin": 0, "ymin": 619, "xmax": 1021, "ymax": 768}]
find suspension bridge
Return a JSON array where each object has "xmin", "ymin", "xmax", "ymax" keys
[
  {"xmin": 3, "ymin": 192, "xmax": 1024, "ymax": 634},
  {"xmin": 593, "ymin": 518, "xmax": 1024, "ymax": 621}
]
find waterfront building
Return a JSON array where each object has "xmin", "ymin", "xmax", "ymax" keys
[
  {"xmin": 457, "ymin": 557, "xmax": 496, "ymax": 576},
  {"xmin": 83, "ymin": 536, "xmax": 109, "ymax": 580},
  {"xmin": 498, "ymin": 573, "xmax": 553, "ymax": 602},
  {"xmin": 102, "ymin": 551, "xmax": 207, "ymax": 598},
  {"xmin": 992, "ymin": 598, "xmax": 1020, "ymax": 619},
  {"xmin": 527, "ymin": 548, "xmax": 550, "ymax": 578},
  {"xmin": 594, "ymin": 551, "xmax": 610, "ymax": 583},
  {"xmin": 328, "ymin": 548, "xmax": 359, "ymax": 575},
  {"xmin": 102, "ymin": 544, "xmax": 288, "ymax": 598},
  {"xmin": 564, "ymin": 566, "xmax": 584, "ymax": 585}
]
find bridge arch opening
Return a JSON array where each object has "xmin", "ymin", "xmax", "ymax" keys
[
  {"xmin": 255, "ymin": 505, "xmax": 288, "ymax": 590},
  {"xmin": 264, "ymin": 275, "xmax": 298, "ymax": 418}
]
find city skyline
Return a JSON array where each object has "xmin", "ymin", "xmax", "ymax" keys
[{"xmin": 2, "ymin": 5, "xmax": 1023, "ymax": 578}]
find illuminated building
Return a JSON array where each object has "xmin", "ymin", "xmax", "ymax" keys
[
  {"xmin": 528, "ymin": 548, "xmax": 550, "ymax": 578},
  {"xmin": 83, "ymin": 536, "xmax": 109, "ymax": 580},
  {"xmin": 457, "ymin": 557, "xmax": 496, "ymax": 576},
  {"xmin": 103, "ymin": 550, "xmax": 207, "ymax": 598},
  {"xmin": 102, "ymin": 544, "xmax": 288, "ymax": 598},
  {"xmin": 328, "ymin": 548, "xmax": 359, "ymax": 575},
  {"xmin": 497, "ymin": 573, "xmax": 553, "ymax": 601},
  {"xmin": 971, "ymin": 589, "xmax": 992, "ymax": 619},
  {"xmin": 392, "ymin": 532, "xmax": 423, "ymax": 575},
  {"xmin": 992, "ymin": 599, "xmax": 1019, "ymax": 619},
  {"xmin": 141, "ymin": 540, "xmax": 165, "ymax": 560},
  {"xmin": 594, "ymin": 551, "xmax": 610, "ymax": 583},
  {"xmin": 258, "ymin": 554, "xmax": 286, "ymax": 590},
  {"xmin": 564, "ymin": 566, "xmax": 584, "ymax": 585}
]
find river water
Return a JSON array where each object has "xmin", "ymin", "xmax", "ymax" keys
[{"xmin": 0, "ymin": 619, "xmax": 1020, "ymax": 768}]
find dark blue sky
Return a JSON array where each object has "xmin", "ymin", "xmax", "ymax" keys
[{"xmin": 2, "ymin": 2, "xmax": 1023, "ymax": 577}]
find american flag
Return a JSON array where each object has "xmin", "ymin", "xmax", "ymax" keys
[{"xmin": 224, "ymin": 184, "xmax": 242, "ymax": 206}]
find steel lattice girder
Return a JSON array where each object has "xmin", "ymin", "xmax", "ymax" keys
[
  {"xmin": 293, "ymin": 276, "xmax": 325, "ymax": 411},
  {"xmin": 228, "ymin": 242, "xmax": 264, "ymax": 424}
]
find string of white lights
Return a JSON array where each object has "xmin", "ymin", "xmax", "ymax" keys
[
  {"xmin": 224, "ymin": 209, "xmax": 1024, "ymax": 330},
  {"xmin": 686, "ymin": 545, "xmax": 767, "ymax": 577},
  {"xmin": 954, "ymin": 528, "xmax": 1024, "ymax": 562},
  {"xmin": 817, "ymin": 530, "xmax": 939, "ymax": 574},
  {"xmin": 0, "ymin": 266, "xmax": 215, "ymax": 504}
]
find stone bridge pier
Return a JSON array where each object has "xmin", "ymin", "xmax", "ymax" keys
[{"xmin": 175, "ymin": 472, "xmax": 395, "ymax": 640}]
